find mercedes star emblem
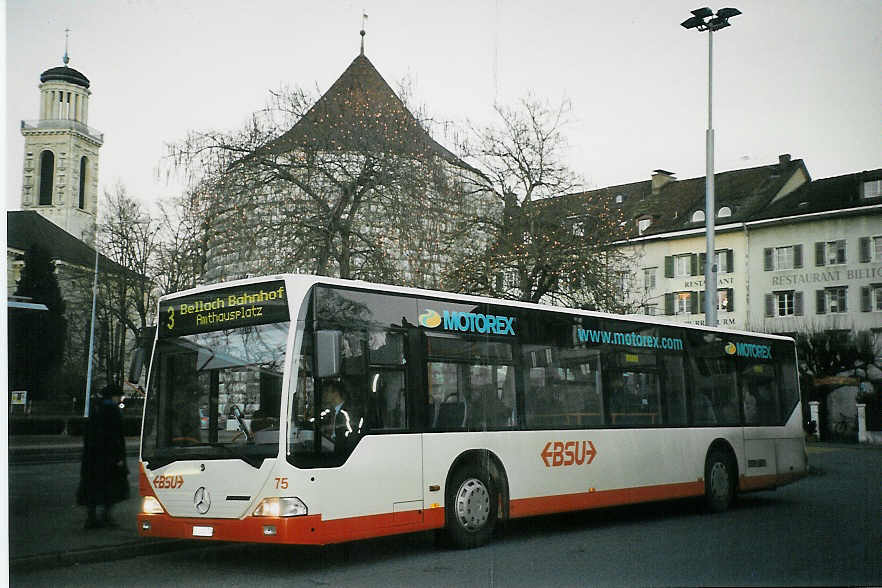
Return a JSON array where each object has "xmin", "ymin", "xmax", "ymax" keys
[{"xmin": 194, "ymin": 486, "xmax": 211, "ymax": 514}]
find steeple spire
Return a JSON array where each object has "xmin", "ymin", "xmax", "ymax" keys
[
  {"xmin": 360, "ymin": 11, "xmax": 367, "ymax": 56},
  {"xmin": 63, "ymin": 28, "xmax": 70, "ymax": 65}
]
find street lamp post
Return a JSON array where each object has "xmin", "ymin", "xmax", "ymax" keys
[{"xmin": 681, "ymin": 6, "xmax": 741, "ymax": 328}]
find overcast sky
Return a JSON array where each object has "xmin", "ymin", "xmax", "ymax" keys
[{"xmin": 5, "ymin": 0, "xmax": 881, "ymax": 214}]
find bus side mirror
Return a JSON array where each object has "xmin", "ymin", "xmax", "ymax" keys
[
  {"xmin": 128, "ymin": 349, "xmax": 145, "ymax": 383},
  {"xmin": 316, "ymin": 330, "xmax": 343, "ymax": 378},
  {"xmin": 128, "ymin": 326, "xmax": 156, "ymax": 384}
]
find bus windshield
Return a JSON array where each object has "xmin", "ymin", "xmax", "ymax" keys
[{"xmin": 142, "ymin": 318, "xmax": 289, "ymax": 469}]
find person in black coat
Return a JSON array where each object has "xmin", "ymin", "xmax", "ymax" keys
[{"xmin": 78, "ymin": 383, "xmax": 129, "ymax": 528}]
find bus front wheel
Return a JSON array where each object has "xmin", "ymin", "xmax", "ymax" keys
[
  {"xmin": 445, "ymin": 464, "xmax": 497, "ymax": 549},
  {"xmin": 704, "ymin": 448, "xmax": 736, "ymax": 513}
]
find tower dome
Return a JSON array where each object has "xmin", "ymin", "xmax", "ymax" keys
[{"xmin": 39, "ymin": 65, "xmax": 90, "ymax": 88}]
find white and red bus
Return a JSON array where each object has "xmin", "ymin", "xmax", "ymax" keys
[{"xmin": 137, "ymin": 274, "xmax": 807, "ymax": 548}]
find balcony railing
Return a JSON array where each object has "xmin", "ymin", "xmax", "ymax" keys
[{"xmin": 21, "ymin": 119, "xmax": 103, "ymax": 143}]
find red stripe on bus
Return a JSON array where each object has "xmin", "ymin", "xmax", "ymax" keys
[
  {"xmin": 138, "ymin": 474, "xmax": 805, "ymax": 545},
  {"xmin": 139, "ymin": 463, "xmax": 155, "ymax": 497},
  {"xmin": 138, "ymin": 508, "xmax": 446, "ymax": 546},
  {"xmin": 509, "ymin": 481, "xmax": 705, "ymax": 518},
  {"xmin": 740, "ymin": 472, "xmax": 806, "ymax": 492},
  {"xmin": 739, "ymin": 474, "xmax": 778, "ymax": 492}
]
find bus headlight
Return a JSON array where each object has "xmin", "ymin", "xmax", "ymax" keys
[
  {"xmin": 252, "ymin": 497, "xmax": 308, "ymax": 517},
  {"xmin": 142, "ymin": 496, "xmax": 165, "ymax": 514}
]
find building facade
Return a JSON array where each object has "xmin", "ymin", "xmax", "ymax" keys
[{"xmin": 561, "ymin": 156, "xmax": 881, "ymax": 340}]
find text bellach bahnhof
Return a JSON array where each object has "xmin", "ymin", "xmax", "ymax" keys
[{"xmin": 162, "ymin": 282, "xmax": 288, "ymax": 337}]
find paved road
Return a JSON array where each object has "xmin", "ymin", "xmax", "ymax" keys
[{"xmin": 10, "ymin": 444, "xmax": 881, "ymax": 587}]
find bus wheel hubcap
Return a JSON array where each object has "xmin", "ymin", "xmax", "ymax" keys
[
  {"xmin": 455, "ymin": 478, "xmax": 490, "ymax": 531},
  {"xmin": 710, "ymin": 462, "xmax": 729, "ymax": 500}
]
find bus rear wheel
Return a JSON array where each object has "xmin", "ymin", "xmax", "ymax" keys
[
  {"xmin": 704, "ymin": 448, "xmax": 735, "ymax": 513},
  {"xmin": 446, "ymin": 464, "xmax": 497, "ymax": 549}
]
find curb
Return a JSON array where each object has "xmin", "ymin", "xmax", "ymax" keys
[{"xmin": 9, "ymin": 538, "xmax": 213, "ymax": 572}]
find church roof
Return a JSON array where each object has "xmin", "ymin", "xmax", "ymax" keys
[
  {"xmin": 257, "ymin": 54, "xmax": 468, "ymax": 168},
  {"xmin": 7, "ymin": 211, "xmax": 124, "ymax": 274},
  {"xmin": 40, "ymin": 65, "xmax": 90, "ymax": 88}
]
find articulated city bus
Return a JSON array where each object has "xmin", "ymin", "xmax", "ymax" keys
[{"xmin": 137, "ymin": 274, "xmax": 807, "ymax": 548}]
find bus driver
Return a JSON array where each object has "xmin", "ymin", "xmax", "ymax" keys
[{"xmin": 320, "ymin": 377, "xmax": 363, "ymax": 454}]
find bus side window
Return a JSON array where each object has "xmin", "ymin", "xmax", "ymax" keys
[
  {"xmin": 662, "ymin": 354, "xmax": 688, "ymax": 425},
  {"xmin": 687, "ymin": 332, "xmax": 738, "ymax": 426},
  {"xmin": 738, "ymin": 359, "xmax": 779, "ymax": 426},
  {"xmin": 429, "ymin": 362, "xmax": 465, "ymax": 430},
  {"xmin": 368, "ymin": 371, "xmax": 407, "ymax": 429}
]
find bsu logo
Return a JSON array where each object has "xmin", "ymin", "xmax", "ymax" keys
[{"xmin": 541, "ymin": 440, "xmax": 597, "ymax": 467}]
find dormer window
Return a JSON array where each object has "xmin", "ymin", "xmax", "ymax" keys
[
  {"xmin": 717, "ymin": 206, "xmax": 732, "ymax": 218},
  {"xmin": 691, "ymin": 210, "xmax": 705, "ymax": 223},
  {"xmin": 615, "ymin": 194, "xmax": 624, "ymax": 204},
  {"xmin": 863, "ymin": 180, "xmax": 882, "ymax": 199},
  {"xmin": 637, "ymin": 217, "xmax": 651, "ymax": 235}
]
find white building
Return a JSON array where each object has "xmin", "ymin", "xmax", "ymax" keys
[{"xmin": 561, "ymin": 156, "xmax": 882, "ymax": 339}]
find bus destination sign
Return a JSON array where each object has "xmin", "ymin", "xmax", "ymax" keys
[{"xmin": 159, "ymin": 281, "xmax": 289, "ymax": 338}]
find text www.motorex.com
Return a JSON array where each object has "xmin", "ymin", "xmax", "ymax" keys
[{"xmin": 577, "ymin": 328, "xmax": 684, "ymax": 351}]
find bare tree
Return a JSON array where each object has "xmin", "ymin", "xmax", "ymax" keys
[
  {"xmin": 95, "ymin": 184, "xmax": 159, "ymax": 384},
  {"xmin": 447, "ymin": 95, "xmax": 635, "ymax": 310},
  {"xmin": 153, "ymin": 191, "xmax": 209, "ymax": 295},
  {"xmin": 167, "ymin": 63, "xmax": 481, "ymax": 288}
]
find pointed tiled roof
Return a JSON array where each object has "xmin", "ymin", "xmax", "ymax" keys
[{"xmin": 259, "ymin": 54, "xmax": 467, "ymax": 168}]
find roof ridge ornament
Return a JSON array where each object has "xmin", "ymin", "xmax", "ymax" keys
[
  {"xmin": 360, "ymin": 11, "xmax": 367, "ymax": 56},
  {"xmin": 63, "ymin": 27, "xmax": 70, "ymax": 66}
]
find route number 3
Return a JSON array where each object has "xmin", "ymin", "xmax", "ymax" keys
[{"xmin": 274, "ymin": 477, "xmax": 288, "ymax": 490}]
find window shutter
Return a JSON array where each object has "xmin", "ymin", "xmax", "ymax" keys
[
  {"xmin": 690, "ymin": 254, "xmax": 699, "ymax": 276},
  {"xmin": 815, "ymin": 242, "xmax": 825, "ymax": 267},
  {"xmin": 690, "ymin": 292, "xmax": 699, "ymax": 314},
  {"xmin": 764, "ymin": 248, "xmax": 773, "ymax": 271},
  {"xmin": 816, "ymin": 289, "xmax": 826, "ymax": 314},
  {"xmin": 664, "ymin": 293, "xmax": 674, "ymax": 315},
  {"xmin": 841, "ymin": 289, "xmax": 847, "ymax": 312},
  {"xmin": 664, "ymin": 256, "xmax": 674, "ymax": 278},
  {"xmin": 765, "ymin": 294, "xmax": 774, "ymax": 317},
  {"xmin": 861, "ymin": 286, "xmax": 871, "ymax": 312},
  {"xmin": 726, "ymin": 249, "xmax": 734, "ymax": 273},
  {"xmin": 699, "ymin": 252, "xmax": 707, "ymax": 273},
  {"xmin": 699, "ymin": 290, "xmax": 706, "ymax": 313},
  {"xmin": 795, "ymin": 291, "xmax": 804, "ymax": 316},
  {"xmin": 726, "ymin": 288, "xmax": 734, "ymax": 312},
  {"xmin": 859, "ymin": 237, "xmax": 871, "ymax": 263},
  {"xmin": 794, "ymin": 244, "xmax": 803, "ymax": 268}
]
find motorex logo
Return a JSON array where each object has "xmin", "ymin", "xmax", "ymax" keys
[
  {"xmin": 419, "ymin": 308, "xmax": 516, "ymax": 336},
  {"xmin": 726, "ymin": 341, "xmax": 773, "ymax": 359},
  {"xmin": 418, "ymin": 309, "xmax": 442, "ymax": 328}
]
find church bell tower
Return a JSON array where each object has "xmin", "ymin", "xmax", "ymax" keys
[{"xmin": 20, "ymin": 38, "xmax": 103, "ymax": 241}]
